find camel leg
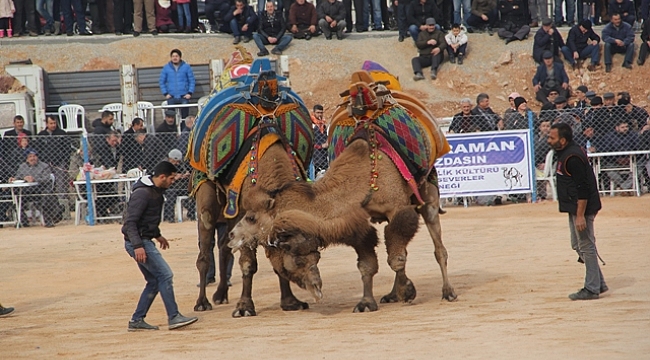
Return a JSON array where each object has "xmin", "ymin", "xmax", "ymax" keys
[
  {"xmin": 352, "ymin": 227, "xmax": 380, "ymax": 312},
  {"xmin": 212, "ymin": 222, "xmax": 232, "ymax": 305},
  {"xmin": 380, "ymin": 207, "xmax": 420, "ymax": 304},
  {"xmin": 232, "ymin": 246, "xmax": 258, "ymax": 317},
  {"xmin": 278, "ymin": 276, "xmax": 309, "ymax": 311},
  {"xmin": 419, "ymin": 183, "xmax": 457, "ymax": 301},
  {"xmin": 194, "ymin": 182, "xmax": 217, "ymax": 311}
]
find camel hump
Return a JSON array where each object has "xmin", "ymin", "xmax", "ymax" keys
[{"xmin": 350, "ymin": 70, "xmax": 375, "ymax": 85}]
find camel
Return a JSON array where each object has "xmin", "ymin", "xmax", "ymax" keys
[
  {"xmin": 188, "ymin": 54, "xmax": 321, "ymax": 316},
  {"xmin": 229, "ymin": 66, "xmax": 458, "ymax": 312}
]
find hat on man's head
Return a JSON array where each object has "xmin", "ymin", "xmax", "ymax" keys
[
  {"xmin": 542, "ymin": 51, "xmax": 553, "ymax": 59},
  {"xmin": 165, "ymin": 109, "xmax": 176, "ymax": 117},
  {"xmin": 617, "ymin": 91, "xmax": 631, "ymax": 100},
  {"xmin": 580, "ymin": 20, "xmax": 592, "ymax": 30},
  {"xmin": 542, "ymin": 18, "xmax": 553, "ymax": 26},
  {"xmin": 425, "ymin": 17, "xmax": 436, "ymax": 25},
  {"xmin": 25, "ymin": 148, "xmax": 38, "ymax": 156},
  {"xmin": 168, "ymin": 149, "xmax": 183, "ymax": 161},
  {"xmin": 585, "ymin": 90, "xmax": 596, "ymax": 98},
  {"xmin": 513, "ymin": 97, "xmax": 527, "ymax": 109},
  {"xmin": 576, "ymin": 85, "xmax": 588, "ymax": 93},
  {"xmin": 554, "ymin": 96, "xmax": 567, "ymax": 104},
  {"xmin": 603, "ymin": 92, "xmax": 615, "ymax": 99},
  {"xmin": 508, "ymin": 92, "xmax": 521, "ymax": 100},
  {"xmin": 590, "ymin": 96, "xmax": 603, "ymax": 105}
]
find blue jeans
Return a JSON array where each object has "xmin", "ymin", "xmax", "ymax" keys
[
  {"xmin": 368, "ymin": 0, "xmax": 382, "ymax": 29},
  {"xmin": 125, "ymin": 239, "xmax": 179, "ymax": 322},
  {"xmin": 453, "ymin": 0, "xmax": 471, "ymax": 25},
  {"xmin": 560, "ymin": 44, "xmax": 600, "ymax": 65},
  {"xmin": 61, "ymin": 0, "xmax": 88, "ymax": 34},
  {"xmin": 408, "ymin": 24, "xmax": 442, "ymax": 42},
  {"xmin": 166, "ymin": 97, "xmax": 190, "ymax": 118},
  {"xmin": 604, "ymin": 42, "xmax": 635, "ymax": 65},
  {"xmin": 252, "ymin": 33, "xmax": 293, "ymax": 52},
  {"xmin": 37, "ymin": 0, "xmax": 55, "ymax": 28},
  {"xmin": 177, "ymin": 3, "xmax": 191, "ymax": 28},
  {"xmin": 554, "ymin": 0, "xmax": 575, "ymax": 24},
  {"xmin": 230, "ymin": 18, "xmax": 253, "ymax": 38}
]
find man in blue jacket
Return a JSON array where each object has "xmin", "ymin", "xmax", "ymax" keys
[
  {"xmin": 159, "ymin": 49, "xmax": 196, "ymax": 118},
  {"xmin": 122, "ymin": 161, "xmax": 199, "ymax": 331},
  {"xmin": 533, "ymin": 51, "xmax": 570, "ymax": 105},
  {"xmin": 601, "ymin": 13, "xmax": 635, "ymax": 72}
]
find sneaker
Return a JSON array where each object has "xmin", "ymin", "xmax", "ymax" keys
[
  {"xmin": 457, "ymin": 55, "xmax": 463, "ymax": 65},
  {"xmin": 152, "ymin": 30, "xmax": 158, "ymax": 36},
  {"xmin": 169, "ymin": 313, "xmax": 198, "ymax": 330},
  {"xmin": 413, "ymin": 72, "xmax": 425, "ymax": 81},
  {"xmin": 449, "ymin": 55, "xmax": 456, "ymax": 64},
  {"xmin": 0, "ymin": 306, "xmax": 14, "ymax": 317},
  {"xmin": 133, "ymin": 31, "xmax": 140, "ymax": 37},
  {"xmin": 622, "ymin": 62, "xmax": 632, "ymax": 70},
  {"xmin": 600, "ymin": 285, "xmax": 609, "ymax": 294},
  {"xmin": 271, "ymin": 48, "xmax": 282, "ymax": 55},
  {"xmin": 398, "ymin": 35, "xmax": 404, "ymax": 42},
  {"xmin": 115, "ymin": 31, "xmax": 122, "ymax": 36},
  {"xmin": 568, "ymin": 287, "xmax": 599, "ymax": 300},
  {"xmin": 638, "ymin": 58, "xmax": 645, "ymax": 66},
  {"xmin": 128, "ymin": 319, "xmax": 159, "ymax": 331},
  {"xmin": 325, "ymin": 35, "xmax": 332, "ymax": 40},
  {"xmin": 242, "ymin": 36, "xmax": 251, "ymax": 43},
  {"xmin": 29, "ymin": 31, "xmax": 38, "ymax": 37},
  {"xmin": 304, "ymin": 33, "xmax": 312, "ymax": 40},
  {"xmin": 257, "ymin": 50, "xmax": 270, "ymax": 56},
  {"xmin": 233, "ymin": 36, "xmax": 241, "ymax": 44}
]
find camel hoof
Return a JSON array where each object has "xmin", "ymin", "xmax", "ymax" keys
[
  {"xmin": 232, "ymin": 309, "xmax": 257, "ymax": 317},
  {"xmin": 212, "ymin": 287, "xmax": 229, "ymax": 305},
  {"xmin": 442, "ymin": 288, "xmax": 458, "ymax": 302},
  {"xmin": 401, "ymin": 280, "xmax": 417, "ymax": 302},
  {"xmin": 380, "ymin": 293, "xmax": 398, "ymax": 303},
  {"xmin": 353, "ymin": 300, "xmax": 378, "ymax": 313},
  {"xmin": 194, "ymin": 299, "xmax": 213, "ymax": 312},
  {"xmin": 232, "ymin": 299, "xmax": 256, "ymax": 318},
  {"xmin": 281, "ymin": 298, "xmax": 309, "ymax": 311}
]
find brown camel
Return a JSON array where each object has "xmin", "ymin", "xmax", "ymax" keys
[{"xmin": 229, "ymin": 69, "xmax": 457, "ymax": 311}]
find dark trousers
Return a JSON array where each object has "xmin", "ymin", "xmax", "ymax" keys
[
  {"xmin": 353, "ymin": 0, "xmax": 365, "ymax": 30},
  {"xmin": 447, "ymin": 43, "xmax": 467, "ymax": 57},
  {"xmin": 205, "ymin": 0, "xmax": 230, "ymax": 29},
  {"xmin": 604, "ymin": 42, "xmax": 635, "ymax": 65},
  {"xmin": 466, "ymin": 9, "xmax": 498, "ymax": 29},
  {"xmin": 536, "ymin": 86, "xmax": 569, "ymax": 105},
  {"xmin": 13, "ymin": 0, "xmax": 38, "ymax": 33},
  {"xmin": 639, "ymin": 41, "xmax": 650, "ymax": 65},
  {"xmin": 412, "ymin": 52, "xmax": 444, "ymax": 74},
  {"xmin": 113, "ymin": 0, "xmax": 134, "ymax": 33},
  {"xmin": 498, "ymin": 25, "xmax": 531, "ymax": 40},
  {"xmin": 343, "ymin": 0, "xmax": 354, "ymax": 31},
  {"xmin": 61, "ymin": 0, "xmax": 88, "ymax": 34},
  {"xmin": 397, "ymin": 2, "xmax": 408, "ymax": 37},
  {"xmin": 23, "ymin": 186, "xmax": 58, "ymax": 225}
]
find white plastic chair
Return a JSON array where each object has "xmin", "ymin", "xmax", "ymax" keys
[
  {"xmin": 175, "ymin": 195, "xmax": 189, "ymax": 223},
  {"xmin": 57, "ymin": 104, "xmax": 86, "ymax": 133},
  {"xmin": 101, "ymin": 103, "xmax": 123, "ymax": 129},
  {"xmin": 537, "ymin": 150, "xmax": 557, "ymax": 201},
  {"xmin": 137, "ymin": 101, "xmax": 155, "ymax": 133}
]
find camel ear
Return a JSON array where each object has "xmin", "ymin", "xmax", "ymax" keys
[{"xmin": 265, "ymin": 198, "xmax": 275, "ymax": 211}]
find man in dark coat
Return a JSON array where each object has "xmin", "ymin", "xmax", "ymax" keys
[
  {"xmin": 533, "ymin": 51, "xmax": 570, "ymax": 105},
  {"xmin": 561, "ymin": 20, "xmax": 601, "ymax": 71},
  {"xmin": 317, "ymin": 0, "xmax": 346, "ymax": 39},
  {"xmin": 254, "ymin": 0, "xmax": 293, "ymax": 56},
  {"xmin": 407, "ymin": 0, "xmax": 441, "ymax": 42},
  {"xmin": 608, "ymin": 0, "xmax": 636, "ymax": 26},
  {"xmin": 602, "ymin": 13, "xmax": 635, "ymax": 72},
  {"xmin": 289, "ymin": 0, "xmax": 318, "ymax": 39},
  {"xmin": 497, "ymin": 0, "xmax": 531, "ymax": 44},
  {"xmin": 638, "ymin": 16, "xmax": 650, "ymax": 66},
  {"xmin": 547, "ymin": 123, "xmax": 607, "ymax": 301},
  {"xmin": 532, "ymin": 18, "xmax": 565, "ymax": 63},
  {"xmin": 411, "ymin": 17, "xmax": 447, "ymax": 80},
  {"xmin": 37, "ymin": 115, "xmax": 72, "ymax": 199},
  {"xmin": 224, "ymin": 0, "xmax": 259, "ymax": 44}
]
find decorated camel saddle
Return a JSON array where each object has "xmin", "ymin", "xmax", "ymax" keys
[
  {"xmin": 187, "ymin": 48, "xmax": 313, "ymax": 218},
  {"xmin": 328, "ymin": 61, "xmax": 450, "ymax": 204}
]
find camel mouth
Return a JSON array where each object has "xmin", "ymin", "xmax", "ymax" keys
[{"xmin": 307, "ymin": 284, "xmax": 323, "ymax": 302}]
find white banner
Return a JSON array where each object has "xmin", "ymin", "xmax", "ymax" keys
[{"xmin": 435, "ymin": 130, "xmax": 534, "ymax": 197}]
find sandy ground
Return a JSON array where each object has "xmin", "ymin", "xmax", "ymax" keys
[{"xmin": 1, "ymin": 195, "xmax": 649, "ymax": 359}]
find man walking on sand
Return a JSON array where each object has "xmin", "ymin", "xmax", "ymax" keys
[
  {"xmin": 122, "ymin": 161, "xmax": 198, "ymax": 331},
  {"xmin": 547, "ymin": 123, "xmax": 608, "ymax": 301}
]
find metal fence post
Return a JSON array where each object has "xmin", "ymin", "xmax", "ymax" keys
[
  {"xmin": 528, "ymin": 110, "xmax": 537, "ymax": 203},
  {"xmin": 81, "ymin": 131, "xmax": 95, "ymax": 226}
]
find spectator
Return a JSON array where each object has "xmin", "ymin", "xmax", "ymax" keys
[
  {"xmin": 574, "ymin": 124, "xmax": 599, "ymax": 152},
  {"xmin": 497, "ymin": 0, "xmax": 531, "ymax": 44},
  {"xmin": 204, "ymin": 0, "xmax": 231, "ymax": 33},
  {"xmin": 134, "ymin": 130, "xmax": 167, "ymax": 175},
  {"xmin": 317, "ymin": 0, "xmax": 346, "ymax": 40},
  {"xmin": 533, "ymin": 51, "xmax": 570, "ymax": 105},
  {"xmin": 553, "ymin": 96, "xmax": 581, "ymax": 134},
  {"xmin": 345, "ymin": 0, "xmax": 364, "ymax": 33},
  {"xmin": 175, "ymin": 0, "xmax": 192, "ymax": 33},
  {"xmin": 61, "ymin": 0, "xmax": 91, "ymax": 36},
  {"xmin": 453, "ymin": 0, "xmax": 471, "ymax": 27},
  {"xmin": 584, "ymin": 90, "xmax": 596, "ymax": 105},
  {"xmin": 133, "ymin": 0, "xmax": 157, "ymax": 36},
  {"xmin": 159, "ymin": 49, "xmax": 196, "ymax": 119},
  {"xmin": 11, "ymin": 133, "xmax": 36, "ymax": 175},
  {"xmin": 114, "ymin": 0, "xmax": 134, "ymax": 35},
  {"xmin": 528, "ymin": 0, "xmax": 548, "ymax": 27},
  {"xmin": 180, "ymin": 114, "xmax": 194, "ymax": 133},
  {"xmin": 36, "ymin": 0, "xmax": 55, "ymax": 35},
  {"xmin": 289, "ymin": 0, "xmax": 317, "ymax": 39},
  {"xmin": 93, "ymin": 131, "xmax": 122, "ymax": 218},
  {"xmin": 93, "ymin": 110, "xmax": 115, "ymax": 135},
  {"xmin": 165, "ymin": 148, "xmax": 195, "ymax": 222},
  {"xmin": 311, "ymin": 105, "xmax": 329, "ymax": 173},
  {"xmin": 601, "ymin": 13, "xmax": 635, "ymax": 72},
  {"xmin": 177, "ymin": 116, "xmax": 193, "ymax": 158},
  {"xmin": 9, "ymin": 150, "xmax": 57, "ymax": 227},
  {"xmin": 466, "ymin": 0, "xmax": 497, "ymax": 33},
  {"xmin": 449, "ymin": 98, "xmax": 479, "ymax": 133},
  {"xmin": 601, "ymin": 119, "xmax": 639, "ymax": 189},
  {"xmin": 504, "ymin": 92, "xmax": 521, "ymax": 117},
  {"xmin": 37, "ymin": 115, "xmax": 71, "ymax": 198},
  {"xmin": 367, "ymin": 0, "xmax": 384, "ymax": 31},
  {"xmin": 573, "ymin": 85, "xmax": 589, "ymax": 109},
  {"xmin": 445, "ymin": 23, "xmax": 468, "ymax": 64},
  {"xmin": 411, "ymin": 17, "xmax": 447, "ymax": 81},
  {"xmin": 554, "ymin": 0, "xmax": 575, "ymax": 26},
  {"xmin": 122, "ymin": 118, "xmax": 145, "ymax": 171},
  {"xmin": 583, "ymin": 96, "xmax": 612, "ymax": 139},
  {"xmin": 532, "ymin": 18, "xmax": 565, "ymax": 63},
  {"xmin": 608, "ymin": 0, "xmax": 635, "ymax": 26},
  {"xmin": 561, "ymin": 20, "xmax": 600, "ymax": 71},
  {"xmin": 14, "ymin": 0, "xmax": 38, "ymax": 36},
  {"xmin": 155, "ymin": 0, "xmax": 177, "ymax": 33},
  {"xmin": 471, "ymin": 93, "xmax": 502, "ymax": 131},
  {"xmin": 534, "ymin": 117, "xmax": 552, "ymax": 199},
  {"xmin": 637, "ymin": 16, "xmax": 650, "ymax": 66},
  {"xmin": 2, "ymin": 115, "xmax": 32, "ymax": 156},
  {"xmin": 618, "ymin": 92, "xmax": 649, "ymax": 131},
  {"xmin": 254, "ymin": 0, "xmax": 292, "ymax": 55},
  {"xmin": 395, "ymin": 0, "xmax": 412, "ymax": 41},
  {"xmin": 0, "ymin": 0, "xmax": 14, "ymax": 38},
  {"xmin": 406, "ymin": 0, "xmax": 441, "ymax": 42},
  {"xmin": 504, "ymin": 96, "xmax": 535, "ymax": 129},
  {"xmin": 225, "ymin": 0, "xmax": 257, "ymax": 44}
]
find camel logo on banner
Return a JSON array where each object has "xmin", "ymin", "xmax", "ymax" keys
[{"xmin": 435, "ymin": 130, "xmax": 533, "ymax": 197}]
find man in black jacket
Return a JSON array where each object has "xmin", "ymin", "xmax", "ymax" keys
[
  {"xmin": 497, "ymin": 0, "xmax": 531, "ymax": 44},
  {"xmin": 317, "ymin": 0, "xmax": 347, "ymax": 39},
  {"xmin": 37, "ymin": 115, "xmax": 72, "ymax": 200},
  {"xmin": 411, "ymin": 17, "xmax": 447, "ymax": 80},
  {"xmin": 638, "ymin": 16, "xmax": 650, "ymax": 65},
  {"xmin": 561, "ymin": 20, "xmax": 601, "ymax": 70},
  {"xmin": 123, "ymin": 161, "xmax": 198, "ymax": 331},
  {"xmin": 225, "ymin": 0, "xmax": 259, "ymax": 44},
  {"xmin": 254, "ymin": 1, "xmax": 293, "ymax": 55},
  {"xmin": 532, "ymin": 18, "xmax": 565, "ymax": 63},
  {"xmin": 407, "ymin": 0, "xmax": 441, "ymax": 42},
  {"xmin": 547, "ymin": 123, "xmax": 607, "ymax": 301}
]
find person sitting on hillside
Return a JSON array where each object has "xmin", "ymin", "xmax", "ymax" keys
[
  {"xmin": 497, "ymin": 0, "xmax": 531, "ymax": 44},
  {"xmin": 225, "ymin": 0, "xmax": 259, "ymax": 44},
  {"xmin": 561, "ymin": 20, "xmax": 601, "ymax": 71},
  {"xmin": 406, "ymin": 0, "xmax": 441, "ymax": 42},
  {"xmin": 289, "ymin": 0, "xmax": 318, "ymax": 40},
  {"xmin": 618, "ymin": 92, "xmax": 649, "ymax": 131},
  {"xmin": 602, "ymin": 13, "xmax": 635, "ymax": 72},
  {"xmin": 254, "ymin": 0, "xmax": 293, "ymax": 55},
  {"xmin": 608, "ymin": 0, "xmax": 636, "ymax": 26},
  {"xmin": 532, "ymin": 18, "xmax": 565, "ymax": 63},
  {"xmin": 638, "ymin": 18, "xmax": 650, "ymax": 66},
  {"xmin": 444, "ymin": 23, "xmax": 468, "ymax": 64},
  {"xmin": 317, "ymin": 0, "xmax": 346, "ymax": 40},
  {"xmin": 533, "ymin": 51, "xmax": 570, "ymax": 105},
  {"xmin": 466, "ymin": 0, "xmax": 498, "ymax": 34},
  {"xmin": 411, "ymin": 17, "xmax": 447, "ymax": 81}
]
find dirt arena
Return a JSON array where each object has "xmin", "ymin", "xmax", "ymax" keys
[{"xmin": 1, "ymin": 196, "xmax": 649, "ymax": 359}]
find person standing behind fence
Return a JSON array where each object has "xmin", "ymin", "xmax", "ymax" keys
[
  {"xmin": 2, "ymin": 115, "xmax": 32, "ymax": 156},
  {"xmin": 547, "ymin": 122, "xmax": 607, "ymax": 301},
  {"xmin": 311, "ymin": 105, "xmax": 329, "ymax": 174},
  {"xmin": 122, "ymin": 161, "xmax": 198, "ymax": 331},
  {"xmin": 159, "ymin": 49, "xmax": 196, "ymax": 119},
  {"xmin": 37, "ymin": 115, "xmax": 71, "ymax": 199}
]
